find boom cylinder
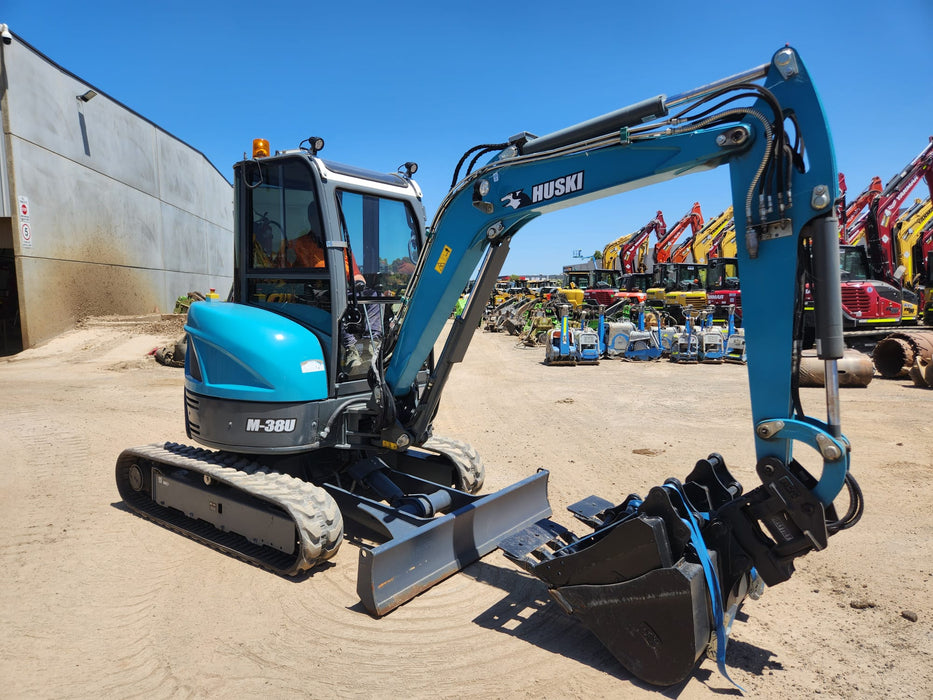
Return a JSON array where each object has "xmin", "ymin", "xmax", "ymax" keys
[
  {"xmin": 809, "ymin": 214, "xmax": 844, "ymax": 437},
  {"xmin": 665, "ymin": 63, "xmax": 769, "ymax": 109},
  {"xmin": 521, "ymin": 96, "xmax": 668, "ymax": 155},
  {"xmin": 810, "ymin": 215, "xmax": 844, "ymax": 360}
]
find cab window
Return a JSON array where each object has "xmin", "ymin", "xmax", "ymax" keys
[
  {"xmin": 248, "ymin": 160, "xmax": 326, "ymax": 271},
  {"xmin": 336, "ymin": 190, "xmax": 421, "ymax": 298},
  {"xmin": 242, "ymin": 159, "xmax": 331, "ymax": 331}
]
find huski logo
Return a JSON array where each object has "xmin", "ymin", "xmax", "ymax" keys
[
  {"xmin": 501, "ymin": 190, "xmax": 532, "ymax": 209},
  {"xmin": 500, "ymin": 171, "xmax": 585, "ymax": 209}
]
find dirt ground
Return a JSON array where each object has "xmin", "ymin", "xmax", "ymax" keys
[{"xmin": 1, "ymin": 314, "xmax": 931, "ymax": 699}]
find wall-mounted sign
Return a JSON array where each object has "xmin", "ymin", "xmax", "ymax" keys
[{"xmin": 18, "ymin": 195, "xmax": 32, "ymax": 248}]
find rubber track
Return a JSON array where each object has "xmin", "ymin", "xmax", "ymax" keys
[
  {"xmin": 421, "ymin": 436, "xmax": 486, "ymax": 494},
  {"xmin": 115, "ymin": 442, "xmax": 343, "ymax": 575}
]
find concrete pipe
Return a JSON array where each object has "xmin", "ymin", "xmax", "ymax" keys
[
  {"xmin": 872, "ymin": 330, "xmax": 933, "ymax": 379},
  {"xmin": 798, "ymin": 349, "xmax": 874, "ymax": 388},
  {"xmin": 908, "ymin": 356, "xmax": 932, "ymax": 389}
]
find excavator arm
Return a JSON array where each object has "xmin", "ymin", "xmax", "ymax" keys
[
  {"xmin": 673, "ymin": 205, "xmax": 733, "ymax": 264},
  {"xmin": 601, "ymin": 231, "xmax": 632, "ymax": 271},
  {"xmin": 895, "ymin": 197, "xmax": 933, "ymax": 287},
  {"xmin": 695, "ymin": 204, "xmax": 739, "ymax": 264},
  {"xmin": 654, "ymin": 202, "xmax": 704, "ymax": 264},
  {"xmin": 376, "ymin": 46, "xmax": 855, "ymax": 685},
  {"xmin": 595, "ymin": 211, "xmax": 666, "ymax": 274},
  {"xmin": 385, "ymin": 47, "xmax": 842, "ymax": 454},
  {"xmin": 837, "ymin": 173, "xmax": 883, "ymax": 245},
  {"xmin": 622, "ymin": 211, "xmax": 666, "ymax": 272},
  {"xmin": 712, "ymin": 218, "xmax": 738, "ymax": 258}
]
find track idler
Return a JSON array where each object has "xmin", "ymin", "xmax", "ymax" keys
[{"xmin": 500, "ymin": 453, "xmax": 834, "ymax": 686}]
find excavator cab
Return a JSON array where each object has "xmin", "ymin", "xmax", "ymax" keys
[
  {"xmin": 181, "ymin": 151, "xmax": 433, "ymax": 454},
  {"xmin": 236, "ymin": 154, "xmax": 423, "ymax": 386}
]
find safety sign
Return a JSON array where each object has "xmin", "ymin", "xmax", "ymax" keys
[{"xmin": 18, "ymin": 195, "xmax": 31, "ymax": 248}]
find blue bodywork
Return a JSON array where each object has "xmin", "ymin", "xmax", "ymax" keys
[
  {"xmin": 185, "ymin": 300, "xmax": 329, "ymax": 403},
  {"xmin": 624, "ymin": 307, "xmax": 663, "ymax": 361},
  {"xmin": 575, "ymin": 328, "xmax": 601, "ymax": 364}
]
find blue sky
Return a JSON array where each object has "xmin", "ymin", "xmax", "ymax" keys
[{"xmin": 4, "ymin": 1, "xmax": 932, "ymax": 276}]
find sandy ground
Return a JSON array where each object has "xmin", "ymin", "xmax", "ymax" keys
[{"xmin": 1, "ymin": 314, "xmax": 931, "ymax": 699}]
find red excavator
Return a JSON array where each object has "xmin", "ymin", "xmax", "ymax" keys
[
  {"xmin": 836, "ymin": 139, "xmax": 933, "ymax": 329},
  {"xmin": 653, "ymin": 201, "xmax": 704, "ymax": 264}
]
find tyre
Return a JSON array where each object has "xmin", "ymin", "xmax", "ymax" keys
[{"xmin": 421, "ymin": 436, "xmax": 486, "ymax": 494}]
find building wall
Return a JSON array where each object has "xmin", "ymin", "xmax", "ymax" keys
[{"xmin": 1, "ymin": 33, "xmax": 233, "ymax": 348}]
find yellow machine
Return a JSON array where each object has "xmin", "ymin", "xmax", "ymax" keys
[
  {"xmin": 492, "ymin": 281, "xmax": 537, "ymax": 306},
  {"xmin": 602, "ymin": 232, "xmax": 635, "ymax": 271},
  {"xmin": 663, "ymin": 265, "xmax": 709, "ymax": 320},
  {"xmin": 894, "ymin": 197, "xmax": 933, "ymax": 288},
  {"xmin": 718, "ymin": 222, "xmax": 737, "ymax": 258},
  {"xmin": 672, "ymin": 206, "xmax": 733, "ymax": 264},
  {"xmin": 644, "ymin": 262, "xmax": 708, "ymax": 322},
  {"xmin": 558, "ymin": 287, "xmax": 586, "ymax": 306}
]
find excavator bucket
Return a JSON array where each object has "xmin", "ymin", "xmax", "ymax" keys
[
  {"xmin": 501, "ymin": 512, "xmax": 713, "ymax": 686},
  {"xmin": 499, "ymin": 454, "xmax": 785, "ymax": 686}
]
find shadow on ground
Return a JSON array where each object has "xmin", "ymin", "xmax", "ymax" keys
[{"xmin": 466, "ymin": 559, "xmax": 779, "ymax": 697}]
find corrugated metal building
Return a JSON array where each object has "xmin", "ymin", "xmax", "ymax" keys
[{"xmin": 0, "ymin": 26, "xmax": 233, "ymax": 354}]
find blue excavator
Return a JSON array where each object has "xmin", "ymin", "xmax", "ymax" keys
[{"xmin": 116, "ymin": 46, "xmax": 861, "ymax": 686}]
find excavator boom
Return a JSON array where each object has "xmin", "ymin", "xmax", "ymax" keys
[
  {"xmin": 387, "ymin": 46, "xmax": 842, "ymax": 461},
  {"xmin": 673, "ymin": 206, "xmax": 733, "ymax": 264},
  {"xmin": 834, "ymin": 139, "xmax": 933, "ymax": 327},
  {"xmin": 838, "ymin": 174, "xmax": 883, "ymax": 245},
  {"xmin": 864, "ymin": 138, "xmax": 933, "ymax": 283},
  {"xmin": 895, "ymin": 197, "xmax": 933, "ymax": 286},
  {"xmin": 654, "ymin": 202, "xmax": 704, "ymax": 264}
]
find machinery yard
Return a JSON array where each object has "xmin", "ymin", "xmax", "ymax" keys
[
  {"xmin": 1, "ymin": 28, "xmax": 930, "ymax": 698},
  {"xmin": 1, "ymin": 315, "xmax": 931, "ymax": 699}
]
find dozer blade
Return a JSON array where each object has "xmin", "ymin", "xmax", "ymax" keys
[{"xmin": 351, "ymin": 469, "xmax": 552, "ymax": 616}]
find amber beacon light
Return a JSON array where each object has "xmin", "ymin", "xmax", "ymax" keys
[{"xmin": 252, "ymin": 139, "xmax": 270, "ymax": 158}]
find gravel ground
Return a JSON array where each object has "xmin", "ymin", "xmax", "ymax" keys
[{"xmin": 1, "ymin": 315, "xmax": 930, "ymax": 699}]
